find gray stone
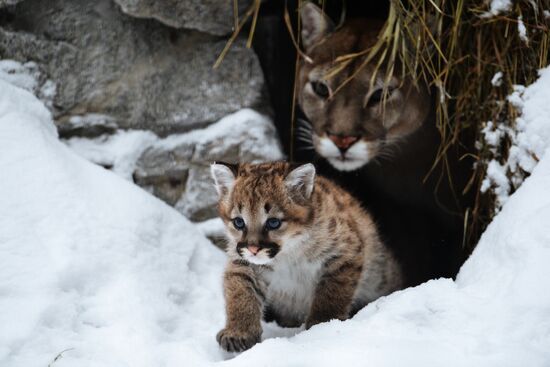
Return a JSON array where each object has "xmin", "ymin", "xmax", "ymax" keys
[
  {"xmin": 134, "ymin": 109, "xmax": 283, "ymax": 221},
  {"xmin": 175, "ymin": 166, "xmax": 218, "ymax": 221},
  {"xmin": 113, "ymin": 0, "xmax": 253, "ymax": 36},
  {"xmin": 134, "ymin": 168, "xmax": 189, "ymax": 207},
  {"xmin": 0, "ymin": 0, "xmax": 23, "ymax": 7},
  {"xmin": 0, "ymin": 0, "xmax": 266, "ymax": 136}
]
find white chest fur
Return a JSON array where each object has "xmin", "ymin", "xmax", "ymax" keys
[{"xmin": 261, "ymin": 253, "xmax": 323, "ymax": 322}]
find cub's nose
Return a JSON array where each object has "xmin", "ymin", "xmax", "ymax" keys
[
  {"xmin": 327, "ymin": 133, "xmax": 359, "ymax": 153},
  {"xmin": 247, "ymin": 244, "xmax": 260, "ymax": 255}
]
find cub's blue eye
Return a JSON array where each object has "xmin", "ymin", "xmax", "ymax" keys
[
  {"xmin": 265, "ymin": 218, "xmax": 281, "ymax": 230},
  {"xmin": 233, "ymin": 217, "xmax": 245, "ymax": 230}
]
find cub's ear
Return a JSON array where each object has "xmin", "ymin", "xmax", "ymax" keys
[
  {"xmin": 210, "ymin": 162, "xmax": 238, "ymax": 197},
  {"xmin": 284, "ymin": 163, "xmax": 316, "ymax": 200},
  {"xmin": 300, "ymin": 2, "xmax": 335, "ymax": 51}
]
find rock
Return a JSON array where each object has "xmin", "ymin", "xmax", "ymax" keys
[
  {"xmin": 0, "ymin": 59, "xmax": 56, "ymax": 109},
  {"xmin": 134, "ymin": 109, "xmax": 284, "ymax": 221},
  {"xmin": 175, "ymin": 167, "xmax": 217, "ymax": 221},
  {"xmin": 0, "ymin": 0, "xmax": 22, "ymax": 7},
  {"xmin": 113, "ymin": 0, "xmax": 253, "ymax": 36},
  {"xmin": 0, "ymin": 0, "xmax": 266, "ymax": 136}
]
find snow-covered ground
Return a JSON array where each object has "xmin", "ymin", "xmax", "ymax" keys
[{"xmin": 1, "ymin": 65, "xmax": 550, "ymax": 367}]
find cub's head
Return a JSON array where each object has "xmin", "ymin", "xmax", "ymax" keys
[
  {"xmin": 210, "ymin": 162, "xmax": 315, "ymax": 265},
  {"xmin": 297, "ymin": 3, "xmax": 430, "ymax": 171}
]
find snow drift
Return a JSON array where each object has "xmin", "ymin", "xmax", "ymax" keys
[
  {"xmin": 1, "ymin": 66, "xmax": 550, "ymax": 366},
  {"xmin": 0, "ymin": 78, "xmax": 227, "ymax": 366}
]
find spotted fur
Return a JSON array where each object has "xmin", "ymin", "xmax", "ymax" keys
[{"xmin": 211, "ymin": 161, "xmax": 403, "ymax": 352}]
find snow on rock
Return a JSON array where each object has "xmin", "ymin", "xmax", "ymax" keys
[
  {"xmin": 2, "ymin": 65, "xmax": 550, "ymax": 366},
  {"xmin": 0, "ymin": 78, "xmax": 228, "ymax": 366},
  {"xmin": 65, "ymin": 130, "xmax": 158, "ymax": 180},
  {"xmin": 0, "ymin": 59, "xmax": 56, "ymax": 108}
]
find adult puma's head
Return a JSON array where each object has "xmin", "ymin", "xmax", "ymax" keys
[{"xmin": 297, "ymin": 3, "xmax": 431, "ymax": 171}]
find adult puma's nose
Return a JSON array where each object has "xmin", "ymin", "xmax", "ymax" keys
[
  {"xmin": 247, "ymin": 244, "xmax": 260, "ymax": 255},
  {"xmin": 327, "ymin": 133, "xmax": 359, "ymax": 152}
]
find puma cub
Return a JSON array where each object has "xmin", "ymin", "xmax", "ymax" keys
[{"xmin": 211, "ymin": 161, "xmax": 403, "ymax": 352}]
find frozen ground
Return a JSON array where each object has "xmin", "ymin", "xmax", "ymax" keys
[{"xmin": 1, "ymin": 65, "xmax": 550, "ymax": 367}]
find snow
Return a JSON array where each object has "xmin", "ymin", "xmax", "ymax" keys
[
  {"xmin": 0, "ymin": 78, "xmax": 226, "ymax": 366},
  {"xmin": 2, "ymin": 65, "xmax": 550, "ymax": 366},
  {"xmin": 0, "ymin": 60, "xmax": 56, "ymax": 108},
  {"xmin": 481, "ymin": 67, "xmax": 550, "ymax": 209},
  {"xmin": 482, "ymin": 0, "xmax": 512, "ymax": 17},
  {"xmin": 490, "ymin": 71, "xmax": 503, "ymax": 87},
  {"xmin": 508, "ymin": 69, "xmax": 550, "ymax": 169},
  {"xmin": 65, "ymin": 130, "xmax": 158, "ymax": 180},
  {"xmin": 149, "ymin": 109, "xmax": 284, "ymax": 163},
  {"xmin": 66, "ymin": 114, "xmax": 118, "ymax": 130},
  {"xmin": 195, "ymin": 217, "xmax": 225, "ymax": 239},
  {"xmin": 517, "ymin": 16, "xmax": 529, "ymax": 45}
]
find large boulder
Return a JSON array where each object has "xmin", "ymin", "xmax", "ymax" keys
[
  {"xmin": 0, "ymin": 0, "xmax": 266, "ymax": 136},
  {"xmin": 113, "ymin": 0, "xmax": 253, "ymax": 36}
]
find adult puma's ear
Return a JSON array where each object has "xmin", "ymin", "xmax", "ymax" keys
[
  {"xmin": 284, "ymin": 163, "xmax": 316, "ymax": 200},
  {"xmin": 300, "ymin": 2, "xmax": 335, "ymax": 51},
  {"xmin": 210, "ymin": 162, "xmax": 238, "ymax": 198}
]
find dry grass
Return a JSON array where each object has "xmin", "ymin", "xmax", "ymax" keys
[{"xmin": 389, "ymin": 0, "xmax": 550, "ymax": 246}]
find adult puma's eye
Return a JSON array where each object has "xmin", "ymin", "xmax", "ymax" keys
[
  {"xmin": 311, "ymin": 81, "xmax": 330, "ymax": 99},
  {"xmin": 265, "ymin": 218, "xmax": 281, "ymax": 230},
  {"xmin": 367, "ymin": 88, "xmax": 394, "ymax": 107},
  {"xmin": 367, "ymin": 89, "xmax": 384, "ymax": 107},
  {"xmin": 232, "ymin": 217, "xmax": 245, "ymax": 230}
]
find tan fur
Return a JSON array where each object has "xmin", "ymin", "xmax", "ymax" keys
[
  {"xmin": 212, "ymin": 162, "xmax": 403, "ymax": 352},
  {"xmin": 297, "ymin": 3, "xmax": 430, "ymax": 171}
]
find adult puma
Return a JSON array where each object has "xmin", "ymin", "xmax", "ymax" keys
[{"xmin": 297, "ymin": 3, "xmax": 472, "ymax": 284}]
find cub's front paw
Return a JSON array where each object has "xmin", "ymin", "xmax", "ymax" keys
[{"xmin": 216, "ymin": 328, "xmax": 261, "ymax": 352}]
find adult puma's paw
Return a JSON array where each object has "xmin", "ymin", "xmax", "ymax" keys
[{"xmin": 216, "ymin": 328, "xmax": 261, "ymax": 352}]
